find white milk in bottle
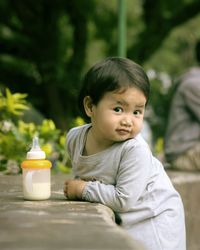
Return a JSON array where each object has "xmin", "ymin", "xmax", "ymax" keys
[{"xmin": 21, "ymin": 136, "xmax": 52, "ymax": 200}]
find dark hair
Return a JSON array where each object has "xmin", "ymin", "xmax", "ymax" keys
[{"xmin": 78, "ymin": 57, "xmax": 150, "ymax": 120}]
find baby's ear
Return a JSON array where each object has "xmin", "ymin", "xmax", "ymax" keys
[{"xmin": 83, "ymin": 96, "xmax": 94, "ymax": 117}]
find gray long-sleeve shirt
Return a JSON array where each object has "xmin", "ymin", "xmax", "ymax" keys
[
  {"xmin": 165, "ymin": 67, "xmax": 200, "ymax": 162},
  {"xmin": 67, "ymin": 124, "xmax": 186, "ymax": 250}
]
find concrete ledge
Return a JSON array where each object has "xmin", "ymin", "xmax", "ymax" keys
[
  {"xmin": 0, "ymin": 174, "xmax": 144, "ymax": 250},
  {"xmin": 1, "ymin": 172, "xmax": 199, "ymax": 250},
  {"xmin": 167, "ymin": 170, "xmax": 200, "ymax": 250}
]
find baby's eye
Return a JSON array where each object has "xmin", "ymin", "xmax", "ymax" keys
[
  {"xmin": 114, "ymin": 107, "xmax": 123, "ymax": 113},
  {"xmin": 133, "ymin": 110, "xmax": 142, "ymax": 116}
]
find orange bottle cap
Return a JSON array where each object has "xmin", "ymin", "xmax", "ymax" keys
[{"xmin": 21, "ymin": 159, "xmax": 52, "ymax": 169}]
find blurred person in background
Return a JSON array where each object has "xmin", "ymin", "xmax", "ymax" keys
[{"xmin": 164, "ymin": 40, "xmax": 200, "ymax": 170}]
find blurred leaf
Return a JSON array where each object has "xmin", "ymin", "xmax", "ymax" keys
[
  {"xmin": 5, "ymin": 88, "xmax": 29, "ymax": 116},
  {"xmin": 56, "ymin": 161, "xmax": 71, "ymax": 174}
]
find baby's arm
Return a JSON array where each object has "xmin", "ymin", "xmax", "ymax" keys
[
  {"xmin": 64, "ymin": 179, "xmax": 87, "ymax": 200},
  {"xmin": 80, "ymin": 145, "xmax": 151, "ymax": 212}
]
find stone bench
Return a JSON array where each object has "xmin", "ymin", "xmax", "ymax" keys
[
  {"xmin": 167, "ymin": 170, "xmax": 200, "ymax": 250},
  {"xmin": 0, "ymin": 174, "xmax": 144, "ymax": 250},
  {"xmin": 1, "ymin": 171, "xmax": 199, "ymax": 250}
]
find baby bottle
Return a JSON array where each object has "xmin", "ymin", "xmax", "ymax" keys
[{"xmin": 21, "ymin": 136, "xmax": 52, "ymax": 200}]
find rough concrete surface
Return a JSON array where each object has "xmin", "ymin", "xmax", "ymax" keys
[
  {"xmin": 167, "ymin": 170, "xmax": 200, "ymax": 250},
  {"xmin": 0, "ymin": 174, "xmax": 144, "ymax": 250},
  {"xmin": 1, "ymin": 171, "xmax": 199, "ymax": 250}
]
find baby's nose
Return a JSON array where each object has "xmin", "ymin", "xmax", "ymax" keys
[{"xmin": 121, "ymin": 117, "xmax": 132, "ymax": 126}]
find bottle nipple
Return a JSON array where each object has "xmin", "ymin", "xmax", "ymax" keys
[{"xmin": 27, "ymin": 136, "xmax": 46, "ymax": 159}]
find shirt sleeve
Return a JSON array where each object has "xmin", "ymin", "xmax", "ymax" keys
[{"xmin": 82, "ymin": 143, "xmax": 152, "ymax": 212}]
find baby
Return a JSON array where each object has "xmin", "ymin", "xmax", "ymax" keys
[{"xmin": 64, "ymin": 57, "xmax": 186, "ymax": 250}]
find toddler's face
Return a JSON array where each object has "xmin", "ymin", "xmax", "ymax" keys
[{"xmin": 89, "ymin": 87, "xmax": 146, "ymax": 147}]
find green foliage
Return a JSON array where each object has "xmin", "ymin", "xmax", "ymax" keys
[
  {"xmin": 0, "ymin": 0, "xmax": 200, "ymax": 155},
  {"xmin": 0, "ymin": 88, "xmax": 71, "ymax": 175},
  {"xmin": 0, "ymin": 88, "xmax": 29, "ymax": 118},
  {"xmin": 144, "ymin": 69, "xmax": 175, "ymax": 153},
  {"xmin": 1, "ymin": 0, "xmax": 200, "ymax": 131}
]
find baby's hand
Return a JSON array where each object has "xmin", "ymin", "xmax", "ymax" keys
[{"xmin": 64, "ymin": 179, "xmax": 87, "ymax": 200}]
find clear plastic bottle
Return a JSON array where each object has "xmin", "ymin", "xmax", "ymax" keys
[{"xmin": 21, "ymin": 136, "xmax": 52, "ymax": 200}]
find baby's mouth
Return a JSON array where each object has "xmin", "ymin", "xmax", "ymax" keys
[{"xmin": 116, "ymin": 129, "xmax": 131, "ymax": 135}]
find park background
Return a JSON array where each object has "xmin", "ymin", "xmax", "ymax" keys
[{"xmin": 1, "ymin": 0, "xmax": 200, "ymax": 174}]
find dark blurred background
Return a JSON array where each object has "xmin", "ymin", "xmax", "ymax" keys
[{"xmin": 1, "ymin": 0, "xmax": 200, "ymax": 140}]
